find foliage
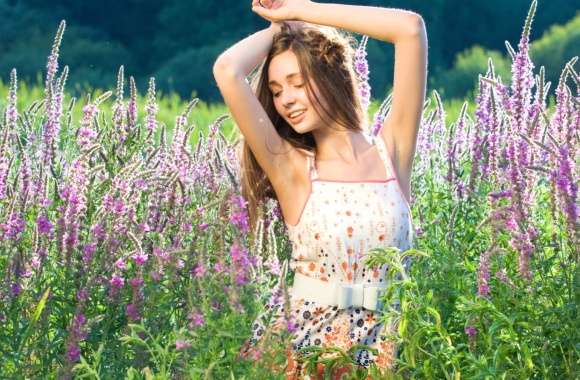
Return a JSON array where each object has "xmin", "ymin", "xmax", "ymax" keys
[
  {"xmin": 433, "ymin": 46, "xmax": 512, "ymax": 100},
  {"xmin": 530, "ymin": 13, "xmax": 580, "ymax": 93}
]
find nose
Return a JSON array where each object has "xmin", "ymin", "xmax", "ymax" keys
[{"xmin": 281, "ymin": 88, "xmax": 297, "ymax": 108}]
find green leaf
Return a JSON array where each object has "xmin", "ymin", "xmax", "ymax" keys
[{"xmin": 17, "ymin": 287, "xmax": 51, "ymax": 354}]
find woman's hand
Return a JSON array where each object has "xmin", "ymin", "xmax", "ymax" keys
[{"xmin": 252, "ymin": 0, "xmax": 313, "ymax": 23}]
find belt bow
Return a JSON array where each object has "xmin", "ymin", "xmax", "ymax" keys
[{"xmin": 337, "ymin": 282, "xmax": 387, "ymax": 311}]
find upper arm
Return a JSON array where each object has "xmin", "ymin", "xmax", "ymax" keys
[
  {"xmin": 213, "ymin": 56, "xmax": 300, "ymax": 189},
  {"xmin": 379, "ymin": 15, "xmax": 428, "ymax": 178}
]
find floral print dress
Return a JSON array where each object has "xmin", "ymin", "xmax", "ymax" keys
[{"xmin": 239, "ymin": 133, "xmax": 414, "ymax": 378}]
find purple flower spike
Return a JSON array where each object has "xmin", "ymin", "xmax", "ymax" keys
[{"xmin": 354, "ymin": 35, "xmax": 371, "ymax": 112}]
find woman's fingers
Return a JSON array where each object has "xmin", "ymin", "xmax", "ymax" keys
[
  {"xmin": 251, "ymin": 0, "xmax": 265, "ymax": 8},
  {"xmin": 258, "ymin": 0, "xmax": 274, "ymax": 8}
]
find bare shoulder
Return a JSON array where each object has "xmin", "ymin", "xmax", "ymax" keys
[{"xmin": 269, "ymin": 143, "xmax": 312, "ymax": 198}]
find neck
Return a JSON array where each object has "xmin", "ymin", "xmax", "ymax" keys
[{"xmin": 312, "ymin": 128, "xmax": 373, "ymax": 164}]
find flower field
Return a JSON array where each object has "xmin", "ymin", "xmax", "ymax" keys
[{"xmin": 0, "ymin": 1, "xmax": 577, "ymax": 379}]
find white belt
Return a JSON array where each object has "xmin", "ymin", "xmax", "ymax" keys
[{"xmin": 290, "ymin": 272, "xmax": 388, "ymax": 311}]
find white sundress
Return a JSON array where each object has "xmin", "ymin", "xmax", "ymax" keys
[{"xmin": 239, "ymin": 133, "xmax": 414, "ymax": 377}]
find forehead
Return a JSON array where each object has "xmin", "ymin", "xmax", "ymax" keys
[{"xmin": 268, "ymin": 50, "xmax": 302, "ymax": 84}]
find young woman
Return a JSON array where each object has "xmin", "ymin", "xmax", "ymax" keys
[{"xmin": 213, "ymin": 0, "xmax": 427, "ymax": 377}]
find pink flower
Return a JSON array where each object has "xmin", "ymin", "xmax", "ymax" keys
[
  {"xmin": 115, "ymin": 258, "xmax": 127, "ymax": 270},
  {"xmin": 465, "ymin": 325, "xmax": 477, "ymax": 337},
  {"xmin": 126, "ymin": 303, "xmax": 140, "ymax": 321},
  {"xmin": 131, "ymin": 251, "xmax": 148, "ymax": 265},
  {"xmin": 192, "ymin": 262, "xmax": 206, "ymax": 278},
  {"xmin": 110, "ymin": 274, "xmax": 124, "ymax": 289},
  {"xmin": 286, "ymin": 318, "xmax": 298, "ymax": 333},
  {"xmin": 188, "ymin": 311, "xmax": 205, "ymax": 328},
  {"xmin": 175, "ymin": 339, "xmax": 191, "ymax": 350},
  {"xmin": 214, "ymin": 262, "xmax": 226, "ymax": 274}
]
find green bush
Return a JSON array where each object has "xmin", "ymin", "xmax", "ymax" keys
[
  {"xmin": 530, "ymin": 13, "xmax": 580, "ymax": 87},
  {"xmin": 433, "ymin": 45, "xmax": 512, "ymax": 100}
]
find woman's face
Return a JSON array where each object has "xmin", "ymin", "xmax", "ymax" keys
[{"xmin": 268, "ymin": 49, "xmax": 325, "ymax": 134}]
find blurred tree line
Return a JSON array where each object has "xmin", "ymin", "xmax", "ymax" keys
[{"xmin": 0, "ymin": 0, "xmax": 578, "ymax": 102}]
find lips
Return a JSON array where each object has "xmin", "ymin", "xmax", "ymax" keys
[{"xmin": 287, "ymin": 109, "xmax": 306, "ymax": 124}]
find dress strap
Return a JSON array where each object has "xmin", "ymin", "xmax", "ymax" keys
[
  {"xmin": 306, "ymin": 154, "xmax": 318, "ymax": 181},
  {"xmin": 372, "ymin": 135, "xmax": 396, "ymax": 180}
]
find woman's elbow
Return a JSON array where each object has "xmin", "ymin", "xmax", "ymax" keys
[
  {"xmin": 213, "ymin": 55, "xmax": 238, "ymax": 81},
  {"xmin": 212, "ymin": 55, "xmax": 229, "ymax": 78},
  {"xmin": 408, "ymin": 13, "xmax": 426, "ymax": 36}
]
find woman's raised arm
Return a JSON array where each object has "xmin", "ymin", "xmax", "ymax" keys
[
  {"xmin": 213, "ymin": 19, "xmax": 301, "ymax": 190},
  {"xmin": 214, "ymin": 22, "xmax": 281, "ymax": 78}
]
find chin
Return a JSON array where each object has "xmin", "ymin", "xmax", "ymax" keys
[{"xmin": 292, "ymin": 125, "xmax": 313, "ymax": 134}]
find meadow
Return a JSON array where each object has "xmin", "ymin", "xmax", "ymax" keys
[{"xmin": 0, "ymin": 0, "xmax": 577, "ymax": 379}]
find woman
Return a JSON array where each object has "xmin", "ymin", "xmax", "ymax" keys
[{"xmin": 213, "ymin": 0, "xmax": 427, "ymax": 378}]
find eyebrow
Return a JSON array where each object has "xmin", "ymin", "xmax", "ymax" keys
[{"xmin": 268, "ymin": 73, "xmax": 302, "ymax": 87}]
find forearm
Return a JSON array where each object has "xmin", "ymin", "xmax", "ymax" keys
[
  {"xmin": 300, "ymin": 3, "xmax": 424, "ymax": 43},
  {"xmin": 214, "ymin": 24, "xmax": 281, "ymax": 78}
]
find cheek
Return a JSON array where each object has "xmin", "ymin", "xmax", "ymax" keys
[{"xmin": 273, "ymin": 99, "xmax": 283, "ymax": 116}]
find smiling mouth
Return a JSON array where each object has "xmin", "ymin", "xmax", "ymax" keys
[{"xmin": 288, "ymin": 110, "xmax": 306, "ymax": 123}]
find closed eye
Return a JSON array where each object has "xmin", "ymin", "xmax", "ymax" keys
[{"xmin": 272, "ymin": 83, "xmax": 305, "ymax": 98}]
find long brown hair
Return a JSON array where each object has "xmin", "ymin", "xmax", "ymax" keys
[{"xmin": 239, "ymin": 23, "xmax": 367, "ymax": 237}]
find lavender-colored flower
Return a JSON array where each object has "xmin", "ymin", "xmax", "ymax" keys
[
  {"xmin": 5, "ymin": 69, "xmax": 18, "ymax": 129},
  {"xmin": 552, "ymin": 143, "xmax": 578, "ymax": 230},
  {"xmin": 510, "ymin": 230, "xmax": 533, "ymax": 281},
  {"xmin": 192, "ymin": 262, "xmax": 206, "ymax": 278},
  {"xmin": 229, "ymin": 195, "xmax": 250, "ymax": 233},
  {"xmin": 0, "ymin": 155, "xmax": 9, "ymax": 201},
  {"xmin": 188, "ymin": 311, "xmax": 205, "ymax": 328},
  {"xmin": 78, "ymin": 104, "xmax": 99, "ymax": 148},
  {"xmin": 59, "ymin": 158, "xmax": 90, "ymax": 260},
  {"xmin": 175, "ymin": 339, "xmax": 191, "ymax": 350},
  {"xmin": 44, "ymin": 21, "xmax": 65, "ymax": 97},
  {"xmin": 110, "ymin": 274, "xmax": 124, "ymax": 289},
  {"xmin": 131, "ymin": 251, "xmax": 149, "ymax": 265},
  {"xmin": 82, "ymin": 243, "xmax": 96, "ymax": 263},
  {"xmin": 286, "ymin": 316, "xmax": 298, "ymax": 334},
  {"xmin": 414, "ymin": 226, "xmax": 424, "ymax": 237},
  {"xmin": 1, "ymin": 212, "xmax": 26, "ymax": 241},
  {"xmin": 65, "ymin": 312, "xmax": 87, "ymax": 364},
  {"xmin": 19, "ymin": 154, "xmax": 32, "ymax": 208},
  {"xmin": 10, "ymin": 282, "xmax": 22, "ymax": 297},
  {"xmin": 76, "ymin": 288, "xmax": 88, "ymax": 302},
  {"xmin": 0, "ymin": 69, "xmax": 18, "ymax": 200},
  {"xmin": 126, "ymin": 303, "xmax": 140, "ymax": 321},
  {"xmin": 91, "ymin": 223, "xmax": 106, "ymax": 241},
  {"xmin": 129, "ymin": 276, "xmax": 144, "ymax": 288},
  {"xmin": 464, "ymin": 325, "xmax": 477, "ymax": 338},
  {"xmin": 145, "ymin": 77, "xmax": 159, "ymax": 132},
  {"xmin": 150, "ymin": 270, "xmax": 163, "ymax": 281},
  {"xmin": 128, "ymin": 76, "xmax": 138, "ymax": 130},
  {"xmin": 495, "ymin": 269, "xmax": 510, "ymax": 285},
  {"xmin": 354, "ymin": 35, "xmax": 371, "ymax": 112},
  {"xmin": 114, "ymin": 258, "xmax": 127, "ymax": 271},
  {"xmin": 477, "ymin": 249, "xmax": 492, "ymax": 297},
  {"xmin": 153, "ymin": 247, "xmax": 170, "ymax": 261},
  {"xmin": 263, "ymin": 253, "xmax": 281, "ymax": 276},
  {"xmin": 66, "ymin": 343, "xmax": 81, "ymax": 363},
  {"xmin": 214, "ymin": 261, "xmax": 226, "ymax": 274}
]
